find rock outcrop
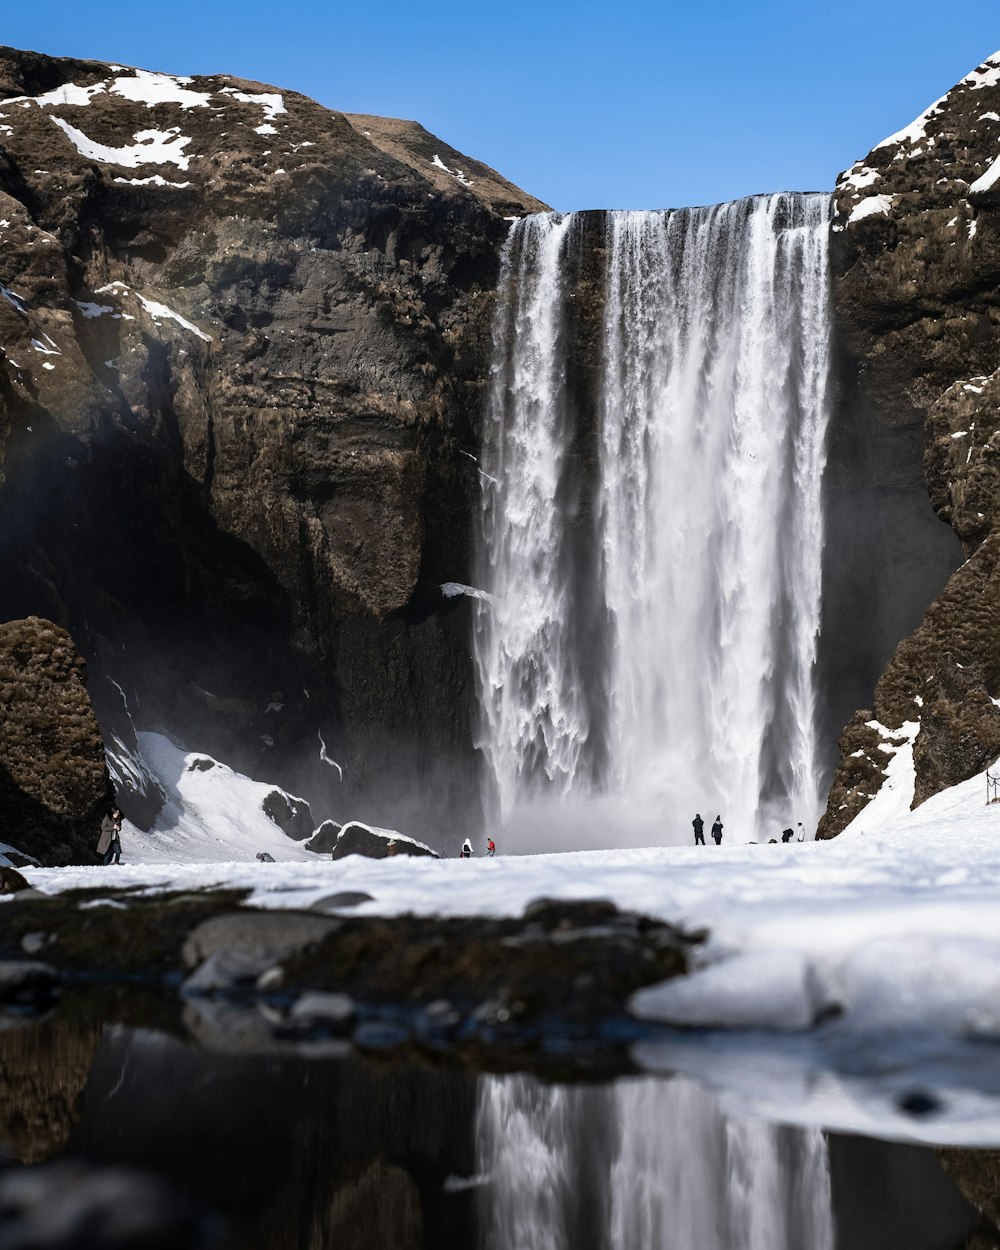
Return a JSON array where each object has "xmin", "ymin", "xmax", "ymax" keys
[
  {"xmin": 329, "ymin": 821, "xmax": 438, "ymax": 859},
  {"xmin": 820, "ymin": 51, "xmax": 1000, "ymax": 836},
  {"xmin": 0, "ymin": 616, "xmax": 111, "ymax": 863},
  {"xmin": 0, "ymin": 46, "xmax": 547, "ymax": 844}
]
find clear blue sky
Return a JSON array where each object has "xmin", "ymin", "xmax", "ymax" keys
[{"xmin": 3, "ymin": 1, "xmax": 999, "ymax": 211}]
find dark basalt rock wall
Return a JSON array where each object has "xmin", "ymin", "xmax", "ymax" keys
[
  {"xmin": 820, "ymin": 52, "xmax": 1000, "ymax": 836},
  {"xmin": 0, "ymin": 615, "xmax": 111, "ymax": 863},
  {"xmin": 0, "ymin": 46, "xmax": 548, "ymax": 845}
]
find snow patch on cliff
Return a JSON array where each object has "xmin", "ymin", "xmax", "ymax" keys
[
  {"xmin": 970, "ymin": 153, "xmax": 1000, "ymax": 194},
  {"xmin": 50, "ymin": 118, "xmax": 193, "ymax": 169},
  {"xmin": 219, "ymin": 88, "xmax": 286, "ymax": 121},
  {"xmin": 847, "ymin": 194, "xmax": 894, "ymax": 224}
]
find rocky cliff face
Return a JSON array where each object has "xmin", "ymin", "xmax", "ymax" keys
[
  {"xmin": 820, "ymin": 51, "xmax": 1000, "ymax": 836},
  {"xmin": 0, "ymin": 46, "xmax": 547, "ymax": 844}
]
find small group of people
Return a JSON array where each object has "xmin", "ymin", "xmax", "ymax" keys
[
  {"xmin": 692, "ymin": 813, "xmax": 723, "ymax": 845},
  {"xmin": 460, "ymin": 837, "xmax": 496, "ymax": 858},
  {"xmin": 692, "ymin": 813, "xmax": 806, "ymax": 845},
  {"xmin": 97, "ymin": 806, "xmax": 124, "ymax": 864}
]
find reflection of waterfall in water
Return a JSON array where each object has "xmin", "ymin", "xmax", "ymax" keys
[
  {"xmin": 477, "ymin": 1075, "xmax": 834, "ymax": 1250},
  {"xmin": 475, "ymin": 196, "xmax": 832, "ymax": 846}
]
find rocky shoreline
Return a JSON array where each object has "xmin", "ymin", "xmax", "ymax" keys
[{"xmin": 0, "ymin": 880, "xmax": 695, "ymax": 1078}]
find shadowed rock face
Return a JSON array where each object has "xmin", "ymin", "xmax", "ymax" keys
[
  {"xmin": 820, "ymin": 50, "xmax": 1000, "ymax": 837},
  {"xmin": 0, "ymin": 616, "xmax": 111, "ymax": 864},
  {"xmin": 0, "ymin": 46, "xmax": 548, "ymax": 844}
]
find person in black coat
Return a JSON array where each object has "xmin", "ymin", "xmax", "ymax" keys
[
  {"xmin": 711, "ymin": 816, "xmax": 723, "ymax": 845},
  {"xmin": 692, "ymin": 814, "xmax": 705, "ymax": 845}
]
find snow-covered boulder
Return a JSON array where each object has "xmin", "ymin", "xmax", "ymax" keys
[
  {"xmin": 329, "ymin": 821, "xmax": 438, "ymax": 860},
  {"xmin": 304, "ymin": 820, "xmax": 342, "ymax": 854}
]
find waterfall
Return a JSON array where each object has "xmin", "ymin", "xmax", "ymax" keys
[
  {"xmin": 475, "ymin": 212, "xmax": 591, "ymax": 822},
  {"xmin": 473, "ymin": 195, "xmax": 835, "ymax": 1248},
  {"xmin": 475, "ymin": 195, "xmax": 832, "ymax": 844},
  {"xmin": 477, "ymin": 1075, "xmax": 835, "ymax": 1250}
]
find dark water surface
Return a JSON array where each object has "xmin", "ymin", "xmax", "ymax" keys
[{"xmin": 0, "ymin": 1019, "xmax": 992, "ymax": 1249}]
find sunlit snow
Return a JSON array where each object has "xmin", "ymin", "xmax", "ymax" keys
[
  {"xmin": 846, "ymin": 194, "xmax": 894, "ymax": 224},
  {"xmin": 50, "ymin": 118, "xmax": 193, "ymax": 169}
]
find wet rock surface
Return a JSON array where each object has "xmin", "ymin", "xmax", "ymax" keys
[
  {"xmin": 0, "ymin": 887, "xmax": 693, "ymax": 1076},
  {"xmin": 822, "ymin": 52, "xmax": 1000, "ymax": 836},
  {"xmin": 0, "ymin": 616, "xmax": 111, "ymax": 865}
]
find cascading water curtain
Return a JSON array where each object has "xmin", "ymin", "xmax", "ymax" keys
[
  {"xmin": 476, "ymin": 196, "xmax": 832, "ymax": 842},
  {"xmin": 474, "ymin": 212, "xmax": 589, "ymax": 823},
  {"xmin": 600, "ymin": 195, "xmax": 832, "ymax": 840},
  {"xmin": 474, "ymin": 199, "xmax": 836, "ymax": 1250}
]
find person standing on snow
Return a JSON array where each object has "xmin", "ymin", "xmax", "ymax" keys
[
  {"xmin": 97, "ymin": 806, "xmax": 123, "ymax": 865},
  {"xmin": 461, "ymin": 838, "xmax": 473, "ymax": 858},
  {"xmin": 711, "ymin": 816, "xmax": 723, "ymax": 845},
  {"xmin": 486, "ymin": 837, "xmax": 496, "ymax": 857},
  {"xmin": 692, "ymin": 814, "xmax": 705, "ymax": 846}
]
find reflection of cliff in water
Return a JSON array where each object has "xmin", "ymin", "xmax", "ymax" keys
[
  {"xmin": 0, "ymin": 1018, "xmax": 99, "ymax": 1164},
  {"xmin": 0, "ymin": 1023, "xmax": 994, "ymax": 1249},
  {"xmin": 62, "ymin": 1029, "xmax": 478, "ymax": 1250}
]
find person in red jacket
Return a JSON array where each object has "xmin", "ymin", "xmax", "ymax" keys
[{"xmin": 486, "ymin": 837, "xmax": 496, "ymax": 857}]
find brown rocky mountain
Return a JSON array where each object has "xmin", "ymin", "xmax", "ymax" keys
[
  {"xmin": 0, "ymin": 46, "xmax": 546, "ymax": 851},
  {"xmin": 820, "ymin": 50, "xmax": 1000, "ymax": 837}
]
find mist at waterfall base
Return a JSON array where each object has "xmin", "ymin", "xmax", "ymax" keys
[{"xmin": 475, "ymin": 197, "xmax": 832, "ymax": 853}]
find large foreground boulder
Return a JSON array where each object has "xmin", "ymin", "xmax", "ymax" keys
[{"xmin": 0, "ymin": 617, "xmax": 111, "ymax": 864}]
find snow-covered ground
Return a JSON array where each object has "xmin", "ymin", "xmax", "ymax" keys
[{"xmin": 15, "ymin": 741, "xmax": 1000, "ymax": 1144}]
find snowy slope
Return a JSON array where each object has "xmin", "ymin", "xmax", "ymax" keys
[{"xmin": 121, "ymin": 733, "xmax": 317, "ymax": 864}]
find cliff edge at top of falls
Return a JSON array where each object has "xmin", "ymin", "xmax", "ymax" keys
[
  {"xmin": 0, "ymin": 45, "xmax": 547, "ymax": 845},
  {"xmin": 820, "ymin": 51, "xmax": 1000, "ymax": 838}
]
